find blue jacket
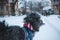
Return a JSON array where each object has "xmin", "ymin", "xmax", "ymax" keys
[{"xmin": 23, "ymin": 27, "xmax": 35, "ymax": 40}]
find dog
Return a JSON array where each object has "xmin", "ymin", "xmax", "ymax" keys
[
  {"xmin": 23, "ymin": 12, "xmax": 43, "ymax": 40},
  {"xmin": 0, "ymin": 12, "xmax": 43, "ymax": 40},
  {"xmin": 0, "ymin": 20, "xmax": 25, "ymax": 40}
]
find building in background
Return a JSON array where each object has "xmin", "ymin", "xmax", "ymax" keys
[
  {"xmin": 51, "ymin": 0, "xmax": 60, "ymax": 15},
  {"xmin": 0, "ymin": 0, "xmax": 18, "ymax": 16}
]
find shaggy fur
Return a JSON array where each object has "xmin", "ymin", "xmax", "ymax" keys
[
  {"xmin": 0, "ymin": 13, "xmax": 43, "ymax": 40},
  {"xmin": 0, "ymin": 21, "xmax": 25, "ymax": 40},
  {"xmin": 24, "ymin": 13, "xmax": 43, "ymax": 31}
]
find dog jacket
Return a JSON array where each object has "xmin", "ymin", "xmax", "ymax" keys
[{"xmin": 23, "ymin": 22, "xmax": 35, "ymax": 40}]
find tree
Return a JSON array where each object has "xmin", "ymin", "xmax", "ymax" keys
[{"xmin": 37, "ymin": 2, "xmax": 43, "ymax": 12}]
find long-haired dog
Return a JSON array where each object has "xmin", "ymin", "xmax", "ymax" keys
[
  {"xmin": 0, "ymin": 21, "xmax": 25, "ymax": 40},
  {"xmin": 0, "ymin": 12, "xmax": 43, "ymax": 40}
]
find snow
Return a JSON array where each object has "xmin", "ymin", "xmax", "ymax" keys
[
  {"xmin": 0, "ymin": 15, "xmax": 26, "ymax": 27},
  {"xmin": 18, "ymin": 1, "xmax": 25, "ymax": 9},
  {"xmin": 40, "ymin": 0, "xmax": 51, "ymax": 10},
  {"xmin": 25, "ymin": 0, "xmax": 51, "ymax": 2},
  {"xmin": 33, "ymin": 15, "xmax": 60, "ymax": 40},
  {"xmin": 18, "ymin": 0, "xmax": 51, "ymax": 10},
  {"xmin": 46, "ymin": 15, "xmax": 60, "ymax": 33},
  {"xmin": 43, "ymin": 6, "xmax": 51, "ymax": 10},
  {"xmin": 0, "ymin": 14, "xmax": 60, "ymax": 40}
]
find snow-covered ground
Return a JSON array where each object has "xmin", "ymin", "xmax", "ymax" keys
[
  {"xmin": 33, "ymin": 15, "xmax": 60, "ymax": 40},
  {"xmin": 0, "ymin": 15, "xmax": 26, "ymax": 27},
  {"xmin": 0, "ymin": 15, "xmax": 60, "ymax": 40}
]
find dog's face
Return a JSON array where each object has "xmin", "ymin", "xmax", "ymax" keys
[{"xmin": 24, "ymin": 13, "xmax": 43, "ymax": 31}]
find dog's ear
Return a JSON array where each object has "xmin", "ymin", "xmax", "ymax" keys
[
  {"xmin": 24, "ymin": 16, "xmax": 28, "ymax": 22},
  {"xmin": 24, "ymin": 17, "xmax": 27, "ymax": 20},
  {"xmin": 24, "ymin": 15, "xmax": 32, "ymax": 22}
]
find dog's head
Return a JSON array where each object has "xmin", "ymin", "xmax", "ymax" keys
[{"xmin": 24, "ymin": 12, "xmax": 43, "ymax": 31}]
